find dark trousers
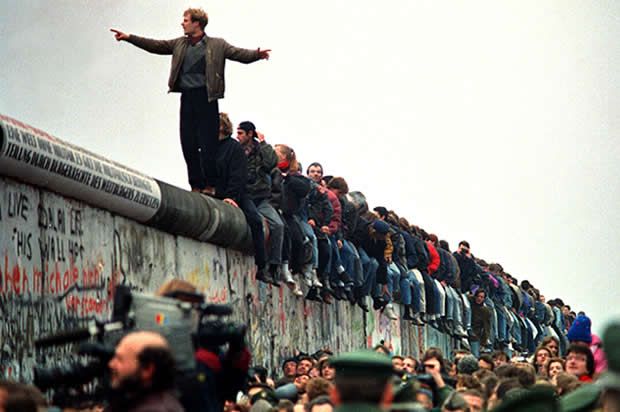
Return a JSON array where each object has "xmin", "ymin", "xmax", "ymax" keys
[
  {"xmin": 180, "ymin": 88, "xmax": 219, "ymax": 190},
  {"xmin": 239, "ymin": 196, "xmax": 267, "ymax": 270}
]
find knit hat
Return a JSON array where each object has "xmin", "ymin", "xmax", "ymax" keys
[
  {"xmin": 457, "ymin": 354, "xmax": 480, "ymax": 375},
  {"xmin": 372, "ymin": 220, "xmax": 390, "ymax": 235},
  {"xmin": 567, "ymin": 314, "xmax": 592, "ymax": 344}
]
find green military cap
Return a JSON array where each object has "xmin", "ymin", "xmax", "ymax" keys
[
  {"xmin": 492, "ymin": 386, "xmax": 560, "ymax": 412},
  {"xmin": 598, "ymin": 321, "xmax": 620, "ymax": 391},
  {"xmin": 330, "ymin": 349, "xmax": 394, "ymax": 378},
  {"xmin": 560, "ymin": 384, "xmax": 602, "ymax": 412}
]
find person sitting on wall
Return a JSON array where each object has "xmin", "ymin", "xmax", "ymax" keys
[{"xmin": 215, "ymin": 113, "xmax": 272, "ymax": 285}]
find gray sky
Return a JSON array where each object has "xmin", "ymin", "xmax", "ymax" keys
[{"xmin": 2, "ymin": 1, "xmax": 619, "ymax": 334}]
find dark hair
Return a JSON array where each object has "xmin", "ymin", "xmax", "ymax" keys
[
  {"xmin": 531, "ymin": 346, "xmax": 552, "ymax": 373},
  {"xmin": 475, "ymin": 289, "xmax": 486, "ymax": 298},
  {"xmin": 392, "ymin": 355, "xmax": 404, "ymax": 361},
  {"xmin": 137, "ymin": 346, "xmax": 176, "ymax": 392},
  {"xmin": 492, "ymin": 350, "xmax": 509, "ymax": 362},
  {"xmin": 373, "ymin": 206, "xmax": 389, "ymax": 218},
  {"xmin": 306, "ymin": 395, "xmax": 333, "ymax": 412},
  {"xmin": 439, "ymin": 240, "xmax": 450, "ymax": 252},
  {"xmin": 495, "ymin": 378, "xmax": 523, "ymax": 400},
  {"xmin": 545, "ymin": 357, "xmax": 565, "ymax": 376},
  {"xmin": 479, "ymin": 354, "xmax": 494, "ymax": 370},
  {"xmin": 566, "ymin": 344, "xmax": 595, "ymax": 377},
  {"xmin": 306, "ymin": 162, "xmax": 323, "ymax": 176},
  {"xmin": 459, "ymin": 240, "xmax": 470, "ymax": 248},
  {"xmin": 327, "ymin": 176, "xmax": 349, "ymax": 194},
  {"xmin": 422, "ymin": 347, "xmax": 445, "ymax": 372},
  {"xmin": 5, "ymin": 392, "xmax": 37, "ymax": 412},
  {"xmin": 494, "ymin": 364, "xmax": 535, "ymax": 387},
  {"xmin": 278, "ymin": 399, "xmax": 295, "ymax": 412}
]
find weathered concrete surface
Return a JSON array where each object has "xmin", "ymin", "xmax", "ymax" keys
[{"xmin": 0, "ymin": 176, "xmax": 450, "ymax": 381}]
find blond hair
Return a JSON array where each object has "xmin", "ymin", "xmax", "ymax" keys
[
  {"xmin": 184, "ymin": 8, "xmax": 209, "ymax": 30},
  {"xmin": 275, "ymin": 144, "xmax": 300, "ymax": 173},
  {"xmin": 219, "ymin": 112, "xmax": 233, "ymax": 137}
]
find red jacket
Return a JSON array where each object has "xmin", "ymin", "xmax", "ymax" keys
[
  {"xmin": 326, "ymin": 189, "xmax": 342, "ymax": 235},
  {"xmin": 426, "ymin": 241, "xmax": 440, "ymax": 275}
]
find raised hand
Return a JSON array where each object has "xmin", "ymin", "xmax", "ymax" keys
[
  {"xmin": 257, "ymin": 48, "xmax": 271, "ymax": 60},
  {"xmin": 110, "ymin": 28, "xmax": 129, "ymax": 41}
]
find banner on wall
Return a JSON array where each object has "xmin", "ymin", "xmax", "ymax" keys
[{"xmin": 0, "ymin": 114, "xmax": 161, "ymax": 222}]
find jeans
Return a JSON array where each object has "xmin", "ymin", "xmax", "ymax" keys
[
  {"xmin": 411, "ymin": 269, "xmax": 425, "ymax": 313},
  {"xmin": 180, "ymin": 87, "xmax": 219, "ymax": 189},
  {"xmin": 399, "ymin": 270, "xmax": 414, "ymax": 306},
  {"xmin": 434, "ymin": 280, "xmax": 446, "ymax": 317},
  {"xmin": 238, "ymin": 196, "xmax": 266, "ymax": 269},
  {"xmin": 470, "ymin": 340, "xmax": 481, "ymax": 358},
  {"xmin": 485, "ymin": 297, "xmax": 498, "ymax": 345},
  {"xmin": 374, "ymin": 263, "xmax": 400, "ymax": 302},
  {"xmin": 358, "ymin": 248, "xmax": 378, "ymax": 298},
  {"xmin": 299, "ymin": 220, "xmax": 319, "ymax": 268},
  {"xmin": 340, "ymin": 240, "xmax": 360, "ymax": 283},
  {"xmin": 462, "ymin": 293, "xmax": 472, "ymax": 331},
  {"xmin": 255, "ymin": 199, "xmax": 284, "ymax": 265}
]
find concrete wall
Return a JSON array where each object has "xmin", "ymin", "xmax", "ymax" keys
[{"xmin": 0, "ymin": 176, "xmax": 451, "ymax": 381}]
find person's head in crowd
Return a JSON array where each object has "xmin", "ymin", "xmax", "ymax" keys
[
  {"xmin": 454, "ymin": 349, "xmax": 472, "ymax": 366},
  {"xmin": 330, "ymin": 350, "xmax": 394, "ymax": 408},
  {"xmin": 392, "ymin": 355, "xmax": 404, "ymax": 373},
  {"xmin": 492, "ymin": 350, "xmax": 509, "ymax": 368},
  {"xmin": 0, "ymin": 381, "xmax": 46, "ymax": 412},
  {"xmin": 347, "ymin": 191, "xmax": 368, "ymax": 214},
  {"xmin": 554, "ymin": 372, "xmax": 581, "ymax": 396},
  {"xmin": 446, "ymin": 360, "xmax": 456, "ymax": 378},
  {"xmin": 306, "ymin": 162, "xmax": 324, "ymax": 183},
  {"xmin": 247, "ymin": 382, "xmax": 273, "ymax": 401},
  {"xmin": 457, "ymin": 354, "xmax": 480, "ymax": 375},
  {"xmin": 416, "ymin": 384, "xmax": 434, "ymax": 410},
  {"xmin": 475, "ymin": 371, "xmax": 498, "ymax": 405},
  {"xmin": 282, "ymin": 358, "xmax": 298, "ymax": 379},
  {"xmin": 567, "ymin": 314, "xmax": 593, "ymax": 346},
  {"xmin": 294, "ymin": 373, "xmax": 311, "ymax": 393},
  {"xmin": 495, "ymin": 364, "xmax": 536, "ymax": 388},
  {"xmin": 373, "ymin": 344, "xmax": 390, "ymax": 356},
  {"xmin": 487, "ymin": 378, "xmax": 523, "ymax": 410},
  {"xmin": 565, "ymin": 344, "xmax": 595, "ymax": 380},
  {"xmin": 249, "ymin": 365, "xmax": 270, "ymax": 385},
  {"xmin": 306, "ymin": 395, "xmax": 333, "ymax": 412},
  {"xmin": 541, "ymin": 336, "xmax": 560, "ymax": 357},
  {"xmin": 562, "ymin": 305, "xmax": 571, "ymax": 316},
  {"xmin": 422, "ymin": 347, "xmax": 445, "ymax": 371},
  {"xmin": 461, "ymin": 388, "xmax": 485, "ymax": 412},
  {"xmin": 478, "ymin": 354, "xmax": 494, "ymax": 371},
  {"xmin": 305, "ymin": 377, "xmax": 332, "ymax": 402},
  {"xmin": 403, "ymin": 356, "xmax": 418, "ymax": 375},
  {"xmin": 297, "ymin": 356, "xmax": 315, "ymax": 375},
  {"xmin": 532, "ymin": 346, "xmax": 552, "ymax": 375},
  {"xmin": 373, "ymin": 206, "xmax": 389, "ymax": 221},
  {"xmin": 326, "ymin": 177, "xmax": 349, "ymax": 197},
  {"xmin": 274, "ymin": 144, "xmax": 299, "ymax": 173},
  {"xmin": 237, "ymin": 120, "xmax": 258, "ymax": 145},
  {"xmin": 309, "ymin": 366, "xmax": 321, "ymax": 378},
  {"xmin": 456, "ymin": 374, "xmax": 483, "ymax": 392},
  {"xmin": 183, "ymin": 7, "xmax": 208, "ymax": 33},
  {"xmin": 219, "ymin": 112, "xmax": 233, "ymax": 139},
  {"xmin": 438, "ymin": 239, "xmax": 451, "ymax": 252},
  {"xmin": 545, "ymin": 357, "xmax": 566, "ymax": 381},
  {"xmin": 318, "ymin": 358, "xmax": 335, "ymax": 381},
  {"xmin": 441, "ymin": 390, "xmax": 469, "ymax": 412},
  {"xmin": 457, "ymin": 241, "xmax": 471, "ymax": 256},
  {"xmin": 473, "ymin": 289, "xmax": 486, "ymax": 305},
  {"xmin": 276, "ymin": 399, "xmax": 295, "ymax": 412},
  {"xmin": 108, "ymin": 331, "xmax": 175, "ymax": 391}
]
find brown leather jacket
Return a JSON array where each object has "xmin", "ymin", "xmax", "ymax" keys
[{"xmin": 126, "ymin": 34, "xmax": 261, "ymax": 101}]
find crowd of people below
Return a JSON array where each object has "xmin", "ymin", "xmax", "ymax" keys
[{"xmin": 211, "ymin": 114, "xmax": 590, "ymax": 361}]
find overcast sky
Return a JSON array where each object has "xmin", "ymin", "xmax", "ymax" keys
[{"xmin": 1, "ymin": 1, "xmax": 619, "ymax": 334}]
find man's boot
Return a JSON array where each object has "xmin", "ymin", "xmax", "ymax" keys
[
  {"xmin": 305, "ymin": 287, "xmax": 323, "ymax": 302},
  {"xmin": 402, "ymin": 305, "xmax": 415, "ymax": 321},
  {"xmin": 256, "ymin": 267, "xmax": 276, "ymax": 285}
]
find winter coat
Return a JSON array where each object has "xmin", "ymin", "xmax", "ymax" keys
[
  {"xmin": 243, "ymin": 139, "xmax": 277, "ymax": 201},
  {"xmin": 214, "ymin": 137, "xmax": 247, "ymax": 204},
  {"xmin": 426, "ymin": 241, "xmax": 440, "ymax": 275},
  {"xmin": 469, "ymin": 296, "xmax": 491, "ymax": 343}
]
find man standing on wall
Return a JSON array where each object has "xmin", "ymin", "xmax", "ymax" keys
[{"xmin": 111, "ymin": 8, "xmax": 270, "ymax": 193}]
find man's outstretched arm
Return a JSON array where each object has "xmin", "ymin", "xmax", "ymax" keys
[
  {"xmin": 110, "ymin": 28, "xmax": 176, "ymax": 55},
  {"xmin": 223, "ymin": 39, "xmax": 271, "ymax": 63}
]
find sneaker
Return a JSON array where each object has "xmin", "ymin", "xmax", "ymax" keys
[
  {"xmin": 291, "ymin": 284, "xmax": 304, "ymax": 297},
  {"xmin": 283, "ymin": 270, "xmax": 296, "ymax": 287},
  {"xmin": 302, "ymin": 271, "xmax": 313, "ymax": 287},
  {"xmin": 383, "ymin": 303, "xmax": 398, "ymax": 320},
  {"xmin": 311, "ymin": 269, "xmax": 323, "ymax": 288}
]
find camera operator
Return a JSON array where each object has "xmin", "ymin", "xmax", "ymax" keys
[
  {"xmin": 106, "ymin": 331, "xmax": 184, "ymax": 412},
  {"xmin": 157, "ymin": 279, "xmax": 251, "ymax": 412}
]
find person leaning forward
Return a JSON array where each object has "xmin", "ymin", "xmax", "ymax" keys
[
  {"xmin": 329, "ymin": 350, "xmax": 394, "ymax": 412},
  {"xmin": 111, "ymin": 8, "xmax": 270, "ymax": 193}
]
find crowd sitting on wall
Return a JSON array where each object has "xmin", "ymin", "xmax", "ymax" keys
[{"xmin": 212, "ymin": 113, "xmax": 588, "ymax": 361}]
